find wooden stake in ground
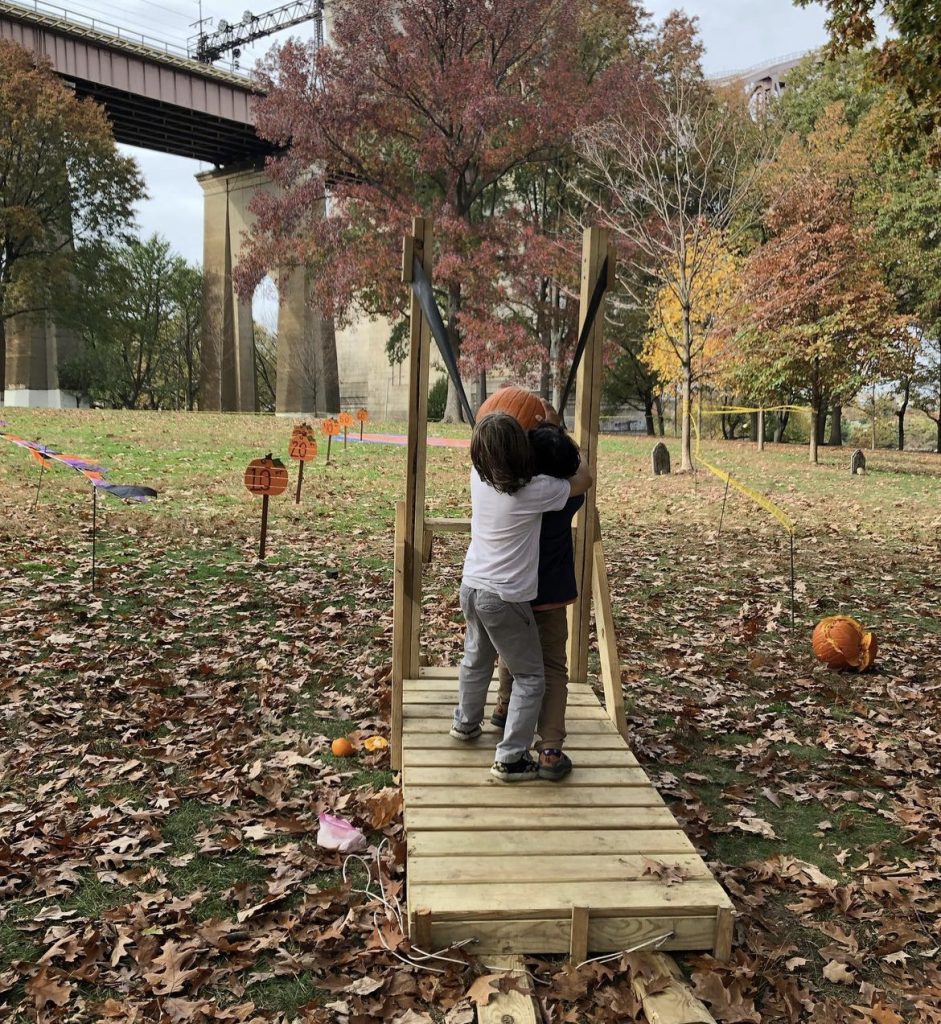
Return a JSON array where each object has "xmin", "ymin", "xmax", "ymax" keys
[
  {"xmin": 288, "ymin": 423, "xmax": 318, "ymax": 504},
  {"xmin": 338, "ymin": 411, "xmax": 354, "ymax": 449},
  {"xmin": 322, "ymin": 418, "xmax": 340, "ymax": 464},
  {"xmin": 90, "ymin": 485, "xmax": 98, "ymax": 591},
  {"xmin": 356, "ymin": 407, "xmax": 369, "ymax": 440},
  {"xmin": 244, "ymin": 454, "xmax": 289, "ymax": 560}
]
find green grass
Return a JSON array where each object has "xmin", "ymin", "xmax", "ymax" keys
[{"xmin": 1, "ymin": 408, "xmax": 938, "ymax": 1022}]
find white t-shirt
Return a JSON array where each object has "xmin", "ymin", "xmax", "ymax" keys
[{"xmin": 462, "ymin": 468, "xmax": 571, "ymax": 603}]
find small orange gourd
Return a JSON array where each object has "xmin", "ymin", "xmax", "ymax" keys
[
  {"xmin": 477, "ymin": 385, "xmax": 546, "ymax": 431},
  {"xmin": 331, "ymin": 737, "xmax": 355, "ymax": 757}
]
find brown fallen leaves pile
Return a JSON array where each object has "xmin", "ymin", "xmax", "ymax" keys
[{"xmin": 1, "ymin": 414, "xmax": 940, "ymax": 1023}]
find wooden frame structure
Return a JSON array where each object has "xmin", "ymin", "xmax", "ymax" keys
[{"xmin": 391, "ymin": 218, "xmax": 733, "ymax": 961}]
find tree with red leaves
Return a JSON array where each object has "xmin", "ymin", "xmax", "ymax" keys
[{"xmin": 237, "ymin": 0, "xmax": 645, "ymax": 420}]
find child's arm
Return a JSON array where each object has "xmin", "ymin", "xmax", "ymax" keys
[{"xmin": 567, "ymin": 453, "xmax": 593, "ymax": 497}]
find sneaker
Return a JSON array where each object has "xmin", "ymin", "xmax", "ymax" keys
[
  {"xmin": 490, "ymin": 698, "xmax": 508, "ymax": 730},
  {"xmin": 490, "ymin": 752, "xmax": 538, "ymax": 783},
  {"xmin": 449, "ymin": 722, "xmax": 482, "ymax": 741},
  {"xmin": 538, "ymin": 749, "xmax": 573, "ymax": 781}
]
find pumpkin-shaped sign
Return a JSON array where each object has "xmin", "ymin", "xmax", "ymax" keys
[
  {"xmin": 244, "ymin": 455, "xmax": 289, "ymax": 496},
  {"xmin": 812, "ymin": 615, "xmax": 877, "ymax": 672},
  {"xmin": 355, "ymin": 408, "xmax": 369, "ymax": 423},
  {"xmin": 477, "ymin": 385, "xmax": 547, "ymax": 431},
  {"xmin": 337, "ymin": 411, "xmax": 354, "ymax": 429},
  {"xmin": 289, "ymin": 424, "xmax": 318, "ymax": 462},
  {"xmin": 322, "ymin": 418, "xmax": 340, "ymax": 437}
]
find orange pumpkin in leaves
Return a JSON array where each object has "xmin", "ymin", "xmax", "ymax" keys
[
  {"xmin": 331, "ymin": 737, "xmax": 355, "ymax": 757},
  {"xmin": 477, "ymin": 385, "xmax": 547, "ymax": 431},
  {"xmin": 812, "ymin": 616, "xmax": 877, "ymax": 672}
]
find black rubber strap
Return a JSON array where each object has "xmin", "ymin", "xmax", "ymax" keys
[
  {"xmin": 558, "ymin": 256, "xmax": 609, "ymax": 416},
  {"xmin": 411, "ymin": 256, "xmax": 476, "ymax": 427}
]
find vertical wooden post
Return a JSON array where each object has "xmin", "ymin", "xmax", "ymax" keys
[
  {"xmin": 757, "ymin": 407, "xmax": 765, "ymax": 452},
  {"xmin": 592, "ymin": 511, "xmax": 627, "ymax": 738},
  {"xmin": 570, "ymin": 905, "xmax": 590, "ymax": 963},
  {"xmin": 391, "ymin": 499, "xmax": 407, "ymax": 770},
  {"xmin": 567, "ymin": 228, "xmax": 612, "ymax": 685},
  {"xmin": 714, "ymin": 906, "xmax": 734, "ymax": 962},
  {"xmin": 393, "ymin": 218, "xmax": 433, "ymax": 706}
]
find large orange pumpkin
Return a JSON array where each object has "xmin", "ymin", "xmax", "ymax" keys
[
  {"xmin": 477, "ymin": 385, "xmax": 547, "ymax": 431},
  {"xmin": 812, "ymin": 615, "xmax": 878, "ymax": 671},
  {"xmin": 244, "ymin": 455, "xmax": 289, "ymax": 496}
]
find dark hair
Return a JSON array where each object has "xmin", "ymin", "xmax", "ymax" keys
[
  {"xmin": 471, "ymin": 413, "xmax": 533, "ymax": 494},
  {"xmin": 529, "ymin": 423, "xmax": 580, "ymax": 479}
]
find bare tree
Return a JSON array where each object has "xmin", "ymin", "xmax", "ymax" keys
[{"xmin": 573, "ymin": 59, "xmax": 763, "ymax": 470}]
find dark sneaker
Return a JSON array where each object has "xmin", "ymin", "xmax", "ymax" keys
[
  {"xmin": 449, "ymin": 722, "xmax": 482, "ymax": 741},
  {"xmin": 490, "ymin": 698, "xmax": 509, "ymax": 730},
  {"xmin": 490, "ymin": 752, "xmax": 538, "ymax": 783},
  {"xmin": 538, "ymin": 749, "xmax": 573, "ymax": 781}
]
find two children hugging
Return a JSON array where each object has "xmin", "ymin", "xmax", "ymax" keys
[{"xmin": 450, "ymin": 410, "xmax": 592, "ymax": 782}]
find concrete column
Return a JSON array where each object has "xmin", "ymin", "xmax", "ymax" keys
[
  {"xmin": 197, "ymin": 165, "xmax": 265, "ymax": 412},
  {"xmin": 3, "ymin": 310, "xmax": 81, "ymax": 408},
  {"xmin": 277, "ymin": 266, "xmax": 341, "ymax": 415}
]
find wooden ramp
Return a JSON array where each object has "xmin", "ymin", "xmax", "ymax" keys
[{"xmin": 402, "ymin": 666, "xmax": 733, "ymax": 959}]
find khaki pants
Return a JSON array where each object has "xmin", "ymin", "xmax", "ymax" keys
[{"xmin": 498, "ymin": 606, "xmax": 568, "ymax": 752}]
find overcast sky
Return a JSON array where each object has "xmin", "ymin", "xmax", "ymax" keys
[{"xmin": 117, "ymin": 0, "xmax": 833, "ymax": 269}]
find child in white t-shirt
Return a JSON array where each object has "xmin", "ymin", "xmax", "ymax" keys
[{"xmin": 451, "ymin": 412, "xmax": 592, "ymax": 782}]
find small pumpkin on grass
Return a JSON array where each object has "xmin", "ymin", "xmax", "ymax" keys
[
  {"xmin": 330, "ymin": 736, "xmax": 355, "ymax": 757},
  {"xmin": 812, "ymin": 615, "xmax": 878, "ymax": 672}
]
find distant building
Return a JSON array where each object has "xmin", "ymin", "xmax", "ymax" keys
[{"xmin": 710, "ymin": 50, "xmax": 815, "ymax": 109}]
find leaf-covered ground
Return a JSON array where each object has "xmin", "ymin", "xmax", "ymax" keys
[{"xmin": 1, "ymin": 409, "xmax": 939, "ymax": 1024}]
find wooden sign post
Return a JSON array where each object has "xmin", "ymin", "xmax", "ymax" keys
[
  {"xmin": 322, "ymin": 418, "xmax": 340, "ymax": 464},
  {"xmin": 244, "ymin": 454, "xmax": 289, "ymax": 559},
  {"xmin": 289, "ymin": 423, "xmax": 318, "ymax": 504},
  {"xmin": 356, "ymin": 407, "xmax": 369, "ymax": 440},
  {"xmin": 338, "ymin": 411, "xmax": 354, "ymax": 449}
]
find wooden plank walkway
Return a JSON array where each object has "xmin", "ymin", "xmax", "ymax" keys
[{"xmin": 402, "ymin": 667, "xmax": 733, "ymax": 959}]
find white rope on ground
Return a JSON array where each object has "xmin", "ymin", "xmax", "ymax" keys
[{"xmin": 574, "ymin": 930, "xmax": 674, "ymax": 970}]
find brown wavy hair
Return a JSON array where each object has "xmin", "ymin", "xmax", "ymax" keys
[{"xmin": 471, "ymin": 413, "xmax": 533, "ymax": 494}]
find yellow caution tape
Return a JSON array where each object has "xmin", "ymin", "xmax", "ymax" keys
[
  {"xmin": 689, "ymin": 404, "xmax": 796, "ymax": 536},
  {"xmin": 699, "ymin": 404, "xmax": 807, "ymax": 416}
]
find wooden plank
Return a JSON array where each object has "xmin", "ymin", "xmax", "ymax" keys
[
  {"xmin": 417, "ymin": 665, "xmax": 461, "ymax": 678},
  {"xmin": 424, "ymin": 516, "xmax": 471, "ymax": 534},
  {"xmin": 404, "ymin": 786, "xmax": 666, "ymax": 808},
  {"xmin": 568, "ymin": 227, "xmax": 609, "ymax": 686},
  {"xmin": 570, "ymin": 906, "xmax": 590, "ymax": 963},
  {"xmin": 402, "ymin": 747, "xmax": 640, "ymax": 768},
  {"xmin": 403, "ymin": 688, "xmax": 600, "ymax": 706},
  {"xmin": 390, "ymin": 499, "xmax": 407, "ymax": 771},
  {"xmin": 714, "ymin": 906, "xmax": 734, "ymax": 962},
  {"xmin": 429, "ymin": 915, "xmax": 716, "ymax": 957},
  {"xmin": 402, "ymin": 767, "xmax": 651, "ymax": 787},
  {"xmin": 403, "ymin": 718, "xmax": 623, "ymax": 735},
  {"xmin": 631, "ymin": 952, "xmax": 716, "ymax": 1024},
  {"xmin": 404, "ymin": 806, "xmax": 681, "ymax": 831},
  {"xmin": 476, "ymin": 956, "xmax": 538, "ymax": 1024},
  {"xmin": 402, "ymin": 731, "xmax": 629, "ymax": 750},
  {"xmin": 403, "ymin": 703, "xmax": 609, "ymax": 721},
  {"xmin": 592, "ymin": 522, "xmax": 628, "ymax": 738},
  {"xmin": 402, "ymin": 216, "xmax": 432, "ymax": 680},
  {"xmin": 408, "ymin": 828, "xmax": 697, "ymax": 858},
  {"xmin": 411, "ymin": 906, "xmax": 432, "ymax": 950},
  {"xmin": 407, "ymin": 854, "xmax": 713, "ymax": 886},
  {"xmin": 407, "ymin": 879, "xmax": 728, "ymax": 920}
]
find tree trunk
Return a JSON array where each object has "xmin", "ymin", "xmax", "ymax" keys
[
  {"xmin": 809, "ymin": 403, "xmax": 819, "ymax": 463},
  {"xmin": 829, "ymin": 403, "xmax": 843, "ymax": 446},
  {"xmin": 937, "ymin": 415, "xmax": 941, "ymax": 454},
  {"xmin": 870, "ymin": 384, "xmax": 877, "ymax": 451},
  {"xmin": 749, "ymin": 411, "xmax": 759, "ymax": 444},
  {"xmin": 815, "ymin": 404, "xmax": 828, "ymax": 447},
  {"xmin": 680, "ymin": 307, "xmax": 693, "ymax": 471},
  {"xmin": 319, "ymin": 316, "xmax": 340, "ymax": 414},
  {"xmin": 443, "ymin": 281, "xmax": 465, "ymax": 423},
  {"xmin": 758, "ymin": 408, "xmax": 765, "ymax": 451},
  {"xmin": 897, "ymin": 380, "xmax": 909, "ymax": 451},
  {"xmin": 721, "ymin": 413, "xmax": 729, "ymax": 440},
  {"xmin": 0, "ymin": 315, "xmax": 5, "ymax": 397},
  {"xmin": 475, "ymin": 368, "xmax": 487, "ymax": 412},
  {"xmin": 654, "ymin": 394, "xmax": 665, "ymax": 436},
  {"xmin": 774, "ymin": 410, "xmax": 789, "ymax": 443},
  {"xmin": 643, "ymin": 393, "xmax": 655, "ymax": 435}
]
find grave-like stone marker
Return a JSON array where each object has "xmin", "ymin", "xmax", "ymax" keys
[
  {"xmin": 851, "ymin": 449, "xmax": 866, "ymax": 475},
  {"xmin": 652, "ymin": 442, "xmax": 671, "ymax": 476}
]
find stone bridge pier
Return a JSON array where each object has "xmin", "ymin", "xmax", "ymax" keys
[{"xmin": 198, "ymin": 165, "xmax": 338, "ymax": 415}]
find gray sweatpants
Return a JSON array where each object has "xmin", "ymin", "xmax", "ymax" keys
[{"xmin": 453, "ymin": 583, "xmax": 545, "ymax": 762}]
